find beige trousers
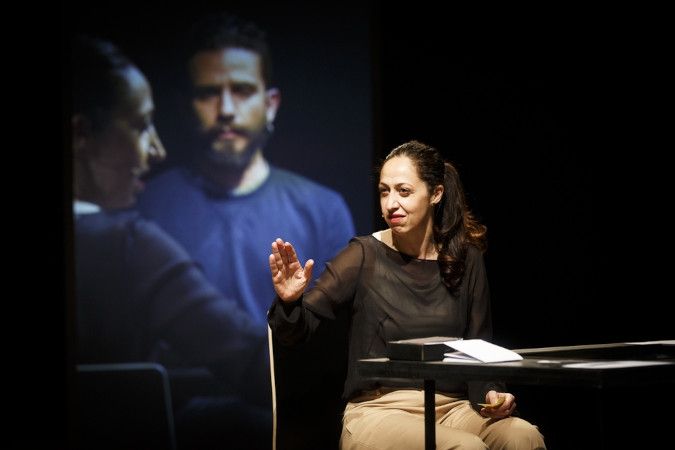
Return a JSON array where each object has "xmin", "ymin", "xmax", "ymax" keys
[{"xmin": 340, "ymin": 389, "xmax": 546, "ymax": 450}]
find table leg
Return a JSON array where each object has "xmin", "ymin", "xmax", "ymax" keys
[{"xmin": 424, "ymin": 379, "xmax": 435, "ymax": 450}]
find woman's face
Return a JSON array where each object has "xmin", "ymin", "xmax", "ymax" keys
[
  {"xmin": 379, "ymin": 155, "xmax": 441, "ymax": 236},
  {"xmin": 83, "ymin": 66, "xmax": 165, "ymax": 209}
]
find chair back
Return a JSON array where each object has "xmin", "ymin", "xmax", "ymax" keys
[{"xmin": 76, "ymin": 362, "xmax": 177, "ymax": 450}]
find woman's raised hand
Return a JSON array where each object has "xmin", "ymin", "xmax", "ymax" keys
[{"xmin": 269, "ymin": 238, "xmax": 314, "ymax": 302}]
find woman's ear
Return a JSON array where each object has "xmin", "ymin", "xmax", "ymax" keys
[{"xmin": 431, "ymin": 185, "xmax": 444, "ymax": 205}]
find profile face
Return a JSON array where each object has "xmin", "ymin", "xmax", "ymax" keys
[
  {"xmin": 379, "ymin": 156, "xmax": 438, "ymax": 236},
  {"xmin": 85, "ymin": 67, "xmax": 165, "ymax": 209},
  {"xmin": 188, "ymin": 47, "xmax": 278, "ymax": 169}
]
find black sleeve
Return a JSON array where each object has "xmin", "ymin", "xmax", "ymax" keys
[
  {"xmin": 464, "ymin": 246, "xmax": 507, "ymax": 410},
  {"xmin": 465, "ymin": 246, "xmax": 492, "ymax": 341},
  {"xmin": 267, "ymin": 238, "xmax": 364, "ymax": 345}
]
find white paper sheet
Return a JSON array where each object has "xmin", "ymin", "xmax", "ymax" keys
[{"xmin": 443, "ymin": 339, "xmax": 523, "ymax": 363}]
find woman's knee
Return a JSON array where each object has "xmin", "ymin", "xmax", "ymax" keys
[
  {"xmin": 437, "ymin": 429, "xmax": 488, "ymax": 450},
  {"xmin": 485, "ymin": 417, "xmax": 546, "ymax": 450}
]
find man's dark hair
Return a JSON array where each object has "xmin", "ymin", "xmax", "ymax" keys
[{"xmin": 184, "ymin": 12, "xmax": 273, "ymax": 86}]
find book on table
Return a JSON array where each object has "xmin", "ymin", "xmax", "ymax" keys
[{"xmin": 387, "ymin": 336, "xmax": 461, "ymax": 361}]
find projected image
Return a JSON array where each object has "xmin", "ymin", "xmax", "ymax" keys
[
  {"xmin": 69, "ymin": 4, "xmax": 373, "ymax": 449},
  {"xmin": 136, "ymin": 12, "xmax": 357, "ymax": 325}
]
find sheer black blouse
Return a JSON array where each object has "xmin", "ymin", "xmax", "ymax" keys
[{"xmin": 268, "ymin": 235, "xmax": 503, "ymax": 403}]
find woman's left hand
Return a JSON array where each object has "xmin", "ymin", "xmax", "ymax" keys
[{"xmin": 479, "ymin": 390, "xmax": 516, "ymax": 419}]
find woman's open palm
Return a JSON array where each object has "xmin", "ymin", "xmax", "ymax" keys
[{"xmin": 269, "ymin": 238, "xmax": 314, "ymax": 302}]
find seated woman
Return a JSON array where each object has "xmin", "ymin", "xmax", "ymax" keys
[{"xmin": 268, "ymin": 140, "xmax": 546, "ymax": 449}]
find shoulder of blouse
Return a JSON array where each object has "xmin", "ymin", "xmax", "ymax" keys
[
  {"xmin": 463, "ymin": 244, "xmax": 489, "ymax": 288},
  {"xmin": 348, "ymin": 235, "xmax": 380, "ymax": 259},
  {"xmin": 464, "ymin": 244, "xmax": 484, "ymax": 267}
]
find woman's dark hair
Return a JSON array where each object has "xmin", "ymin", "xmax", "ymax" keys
[
  {"xmin": 71, "ymin": 35, "xmax": 135, "ymax": 130},
  {"xmin": 382, "ymin": 140, "xmax": 487, "ymax": 291}
]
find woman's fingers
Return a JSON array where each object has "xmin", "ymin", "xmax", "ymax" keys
[
  {"xmin": 278, "ymin": 239, "xmax": 290, "ymax": 265},
  {"xmin": 477, "ymin": 396, "xmax": 505, "ymax": 408},
  {"xmin": 270, "ymin": 240, "xmax": 285, "ymax": 274},
  {"xmin": 268, "ymin": 253, "xmax": 281, "ymax": 280},
  {"xmin": 303, "ymin": 259, "xmax": 315, "ymax": 281},
  {"xmin": 273, "ymin": 238, "xmax": 304, "ymax": 268},
  {"xmin": 479, "ymin": 391, "xmax": 516, "ymax": 418},
  {"xmin": 271, "ymin": 238, "xmax": 307, "ymax": 275},
  {"xmin": 284, "ymin": 240, "xmax": 298, "ymax": 264},
  {"xmin": 273, "ymin": 238, "xmax": 287, "ymax": 266},
  {"xmin": 271, "ymin": 237, "xmax": 313, "ymax": 284}
]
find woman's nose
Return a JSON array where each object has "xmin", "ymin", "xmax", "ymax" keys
[
  {"xmin": 386, "ymin": 196, "xmax": 400, "ymax": 211},
  {"xmin": 148, "ymin": 125, "xmax": 166, "ymax": 162}
]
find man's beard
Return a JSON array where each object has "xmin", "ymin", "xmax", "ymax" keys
[{"xmin": 201, "ymin": 127, "xmax": 271, "ymax": 172}]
